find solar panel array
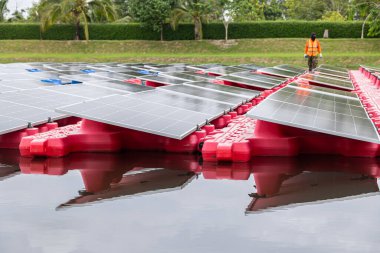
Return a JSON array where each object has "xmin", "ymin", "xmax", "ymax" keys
[
  {"xmin": 299, "ymin": 73, "xmax": 354, "ymax": 91},
  {"xmin": 247, "ymin": 85, "xmax": 380, "ymax": 144},
  {"xmin": 1, "ymin": 62, "xmax": 373, "ymax": 145}
]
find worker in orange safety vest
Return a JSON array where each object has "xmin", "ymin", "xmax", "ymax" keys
[{"xmin": 304, "ymin": 32, "xmax": 322, "ymax": 73}]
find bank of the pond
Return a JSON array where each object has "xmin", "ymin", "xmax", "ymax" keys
[{"xmin": 0, "ymin": 39, "xmax": 379, "ymax": 68}]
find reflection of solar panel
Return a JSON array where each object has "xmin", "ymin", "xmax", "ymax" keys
[
  {"xmin": 205, "ymin": 66, "xmax": 247, "ymax": 75},
  {"xmin": 216, "ymin": 75, "xmax": 278, "ymax": 89},
  {"xmin": 274, "ymin": 64, "xmax": 305, "ymax": 74},
  {"xmin": 247, "ymin": 86, "xmax": 380, "ymax": 144},
  {"xmin": 57, "ymin": 90, "xmax": 233, "ymax": 139},
  {"xmin": 161, "ymin": 72, "xmax": 210, "ymax": 82},
  {"xmin": 299, "ymin": 73, "xmax": 354, "ymax": 91},
  {"xmin": 139, "ymin": 75, "xmax": 187, "ymax": 85},
  {"xmin": 258, "ymin": 67, "xmax": 299, "ymax": 78},
  {"xmin": 229, "ymin": 71, "xmax": 285, "ymax": 85},
  {"xmin": 159, "ymin": 85, "xmax": 246, "ymax": 105},
  {"xmin": 184, "ymin": 81, "xmax": 260, "ymax": 99},
  {"xmin": 288, "ymin": 82, "xmax": 358, "ymax": 99}
]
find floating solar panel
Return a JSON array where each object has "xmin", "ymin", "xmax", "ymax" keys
[
  {"xmin": 247, "ymin": 86, "xmax": 380, "ymax": 144},
  {"xmin": 184, "ymin": 81, "xmax": 260, "ymax": 99},
  {"xmin": 258, "ymin": 67, "xmax": 298, "ymax": 78},
  {"xmin": 186, "ymin": 64, "xmax": 225, "ymax": 71},
  {"xmin": 318, "ymin": 64, "xmax": 348, "ymax": 74},
  {"xmin": 288, "ymin": 82, "xmax": 358, "ymax": 99},
  {"xmin": 299, "ymin": 73, "xmax": 354, "ymax": 91},
  {"xmin": 274, "ymin": 64, "xmax": 305, "ymax": 74},
  {"xmin": 131, "ymin": 89, "xmax": 233, "ymax": 116},
  {"xmin": 181, "ymin": 71, "xmax": 216, "ymax": 80},
  {"xmin": 314, "ymin": 68, "xmax": 349, "ymax": 79},
  {"xmin": 229, "ymin": 71, "xmax": 285, "ymax": 86},
  {"xmin": 161, "ymin": 72, "xmax": 210, "ymax": 82},
  {"xmin": 237, "ymin": 64, "xmax": 262, "ymax": 71},
  {"xmin": 87, "ymin": 80, "xmax": 154, "ymax": 93},
  {"xmin": 216, "ymin": 75, "xmax": 278, "ymax": 90},
  {"xmin": 231, "ymin": 71, "xmax": 287, "ymax": 83},
  {"xmin": 205, "ymin": 66, "xmax": 247, "ymax": 75},
  {"xmin": 360, "ymin": 65, "xmax": 380, "ymax": 72},
  {"xmin": 90, "ymin": 72, "xmax": 134, "ymax": 81},
  {"xmin": 139, "ymin": 75, "xmax": 188, "ymax": 85},
  {"xmin": 159, "ymin": 84, "xmax": 246, "ymax": 106},
  {"xmin": 57, "ymin": 93, "xmax": 226, "ymax": 139}
]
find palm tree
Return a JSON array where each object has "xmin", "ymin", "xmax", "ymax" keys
[
  {"xmin": 38, "ymin": 0, "xmax": 117, "ymax": 41},
  {"xmin": 0, "ymin": 0, "xmax": 8, "ymax": 22},
  {"xmin": 170, "ymin": 0, "xmax": 214, "ymax": 40}
]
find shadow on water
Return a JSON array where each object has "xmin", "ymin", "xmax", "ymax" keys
[{"xmin": 1, "ymin": 150, "xmax": 380, "ymax": 213}]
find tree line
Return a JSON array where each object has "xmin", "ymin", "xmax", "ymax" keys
[{"xmin": 0, "ymin": 0, "xmax": 379, "ymax": 40}]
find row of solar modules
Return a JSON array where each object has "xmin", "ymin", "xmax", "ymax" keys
[
  {"xmin": 0, "ymin": 62, "xmax": 274, "ymax": 138},
  {"xmin": 0, "ymin": 62, "xmax": 359, "ymax": 143}
]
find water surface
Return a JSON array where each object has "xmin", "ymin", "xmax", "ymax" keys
[{"xmin": 1, "ymin": 151, "xmax": 380, "ymax": 253}]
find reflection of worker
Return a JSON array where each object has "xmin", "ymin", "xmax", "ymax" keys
[{"xmin": 304, "ymin": 32, "xmax": 322, "ymax": 73}]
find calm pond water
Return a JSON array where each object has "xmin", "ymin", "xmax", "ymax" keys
[{"xmin": 1, "ymin": 150, "xmax": 380, "ymax": 253}]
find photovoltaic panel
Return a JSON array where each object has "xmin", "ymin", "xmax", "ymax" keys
[
  {"xmin": 258, "ymin": 67, "xmax": 299, "ymax": 78},
  {"xmin": 186, "ymin": 64, "xmax": 225, "ymax": 71},
  {"xmin": 181, "ymin": 71, "xmax": 216, "ymax": 80},
  {"xmin": 288, "ymin": 82, "xmax": 358, "ymax": 99},
  {"xmin": 314, "ymin": 68, "xmax": 350, "ymax": 79},
  {"xmin": 205, "ymin": 66, "xmax": 247, "ymax": 75},
  {"xmin": 0, "ymin": 82, "xmax": 131, "ymax": 135},
  {"xmin": 131, "ymin": 89, "xmax": 233, "ymax": 116},
  {"xmin": 59, "ymin": 74, "xmax": 111, "ymax": 83},
  {"xmin": 90, "ymin": 72, "xmax": 135, "ymax": 81},
  {"xmin": 229, "ymin": 72, "xmax": 285, "ymax": 86},
  {"xmin": 161, "ymin": 72, "xmax": 210, "ymax": 82},
  {"xmin": 57, "ymin": 93, "xmax": 225, "ymax": 139},
  {"xmin": 139, "ymin": 75, "xmax": 188, "ymax": 85},
  {"xmin": 274, "ymin": 64, "xmax": 306, "ymax": 74},
  {"xmin": 299, "ymin": 73, "xmax": 354, "ymax": 91},
  {"xmin": 318, "ymin": 64, "xmax": 348, "ymax": 74},
  {"xmin": 159, "ymin": 84, "xmax": 246, "ymax": 106},
  {"xmin": 231, "ymin": 71, "xmax": 287, "ymax": 83},
  {"xmin": 184, "ymin": 81, "xmax": 260, "ymax": 99},
  {"xmin": 237, "ymin": 64, "xmax": 262, "ymax": 70},
  {"xmin": 87, "ymin": 80, "xmax": 154, "ymax": 93},
  {"xmin": 246, "ymin": 86, "xmax": 380, "ymax": 144},
  {"xmin": 216, "ymin": 75, "xmax": 278, "ymax": 89}
]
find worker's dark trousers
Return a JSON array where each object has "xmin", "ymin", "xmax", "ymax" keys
[{"xmin": 308, "ymin": 56, "xmax": 318, "ymax": 71}]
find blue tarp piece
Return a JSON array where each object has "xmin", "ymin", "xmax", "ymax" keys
[
  {"xmin": 137, "ymin": 70, "xmax": 158, "ymax": 76},
  {"xmin": 40, "ymin": 79, "xmax": 82, "ymax": 85},
  {"xmin": 80, "ymin": 69, "xmax": 96, "ymax": 74},
  {"xmin": 26, "ymin": 69, "xmax": 42, "ymax": 72}
]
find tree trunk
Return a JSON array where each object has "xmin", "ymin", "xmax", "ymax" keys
[
  {"xmin": 75, "ymin": 19, "xmax": 81, "ymax": 40},
  {"xmin": 224, "ymin": 21, "xmax": 229, "ymax": 42},
  {"xmin": 194, "ymin": 17, "xmax": 202, "ymax": 40},
  {"xmin": 160, "ymin": 23, "xmax": 164, "ymax": 41},
  {"xmin": 361, "ymin": 14, "xmax": 371, "ymax": 39}
]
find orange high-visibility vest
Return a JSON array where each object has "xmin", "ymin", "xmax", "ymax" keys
[{"xmin": 305, "ymin": 39, "xmax": 321, "ymax": 57}]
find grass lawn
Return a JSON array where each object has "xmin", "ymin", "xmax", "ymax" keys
[{"xmin": 0, "ymin": 38, "xmax": 379, "ymax": 69}]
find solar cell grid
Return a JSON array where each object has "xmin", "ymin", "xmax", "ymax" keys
[
  {"xmin": 288, "ymin": 82, "xmax": 358, "ymax": 99},
  {"xmin": 247, "ymin": 86, "xmax": 380, "ymax": 144},
  {"xmin": 184, "ymin": 81, "xmax": 260, "ymax": 99},
  {"xmin": 258, "ymin": 67, "xmax": 298, "ymax": 78},
  {"xmin": 216, "ymin": 75, "xmax": 278, "ymax": 89},
  {"xmin": 299, "ymin": 73, "xmax": 353, "ymax": 91},
  {"xmin": 139, "ymin": 75, "xmax": 188, "ymax": 85},
  {"xmin": 231, "ymin": 71, "xmax": 287, "ymax": 82},
  {"xmin": 57, "ymin": 94, "xmax": 217, "ymax": 139},
  {"xmin": 159, "ymin": 84, "xmax": 245, "ymax": 106},
  {"xmin": 205, "ymin": 66, "xmax": 247, "ymax": 75}
]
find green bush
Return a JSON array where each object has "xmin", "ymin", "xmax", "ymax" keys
[{"xmin": 0, "ymin": 21, "xmax": 377, "ymax": 40}]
